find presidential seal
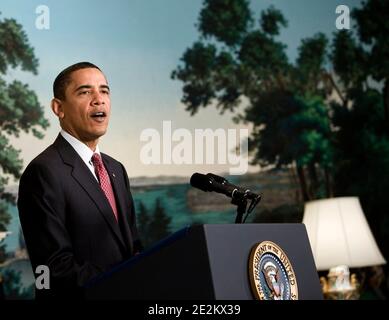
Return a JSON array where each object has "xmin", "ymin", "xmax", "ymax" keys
[{"xmin": 248, "ymin": 241, "xmax": 298, "ymax": 300}]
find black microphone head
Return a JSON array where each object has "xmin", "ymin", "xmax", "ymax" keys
[
  {"xmin": 190, "ymin": 173, "xmax": 212, "ymax": 192},
  {"xmin": 206, "ymin": 173, "xmax": 227, "ymax": 184}
]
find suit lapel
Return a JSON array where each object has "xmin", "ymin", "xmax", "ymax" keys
[{"xmin": 53, "ymin": 135, "xmax": 126, "ymax": 250}]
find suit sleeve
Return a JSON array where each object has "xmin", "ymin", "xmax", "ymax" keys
[
  {"xmin": 17, "ymin": 162, "xmax": 104, "ymax": 297},
  {"xmin": 120, "ymin": 163, "xmax": 143, "ymax": 253}
]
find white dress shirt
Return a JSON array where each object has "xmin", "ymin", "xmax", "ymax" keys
[{"xmin": 60, "ymin": 130, "xmax": 100, "ymax": 181}]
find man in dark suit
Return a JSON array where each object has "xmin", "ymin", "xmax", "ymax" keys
[{"xmin": 17, "ymin": 62, "xmax": 141, "ymax": 299}]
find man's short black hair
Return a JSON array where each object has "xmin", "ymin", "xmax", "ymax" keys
[{"xmin": 53, "ymin": 62, "xmax": 101, "ymax": 100}]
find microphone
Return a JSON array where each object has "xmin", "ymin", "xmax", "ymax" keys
[
  {"xmin": 190, "ymin": 173, "xmax": 260, "ymax": 202},
  {"xmin": 190, "ymin": 173, "xmax": 262, "ymax": 223}
]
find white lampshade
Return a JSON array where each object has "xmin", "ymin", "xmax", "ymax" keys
[{"xmin": 303, "ymin": 197, "xmax": 386, "ymax": 271}]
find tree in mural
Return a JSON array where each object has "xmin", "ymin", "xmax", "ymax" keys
[
  {"xmin": 172, "ymin": 0, "xmax": 389, "ymax": 261},
  {"xmin": 1, "ymin": 269, "xmax": 33, "ymax": 300},
  {"xmin": 136, "ymin": 198, "xmax": 171, "ymax": 248},
  {"xmin": 330, "ymin": 0, "xmax": 389, "ymax": 260},
  {"xmin": 0, "ymin": 15, "xmax": 49, "ymax": 259},
  {"xmin": 172, "ymin": 1, "xmax": 337, "ymax": 201}
]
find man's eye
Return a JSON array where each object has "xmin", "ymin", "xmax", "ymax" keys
[{"xmin": 102, "ymin": 90, "xmax": 110, "ymax": 94}]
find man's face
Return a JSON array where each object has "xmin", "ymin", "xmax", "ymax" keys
[{"xmin": 57, "ymin": 68, "xmax": 111, "ymax": 144}]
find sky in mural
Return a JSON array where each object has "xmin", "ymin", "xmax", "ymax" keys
[{"xmin": 1, "ymin": 0, "xmax": 362, "ymax": 177}]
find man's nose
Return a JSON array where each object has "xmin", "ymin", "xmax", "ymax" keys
[{"xmin": 92, "ymin": 91, "xmax": 105, "ymax": 105}]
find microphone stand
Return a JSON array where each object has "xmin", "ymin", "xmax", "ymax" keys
[
  {"xmin": 231, "ymin": 193, "xmax": 248, "ymax": 224},
  {"xmin": 233, "ymin": 198, "xmax": 247, "ymax": 224},
  {"xmin": 231, "ymin": 191, "xmax": 261, "ymax": 224}
]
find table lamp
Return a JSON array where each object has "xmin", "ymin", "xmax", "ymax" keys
[{"xmin": 302, "ymin": 197, "xmax": 386, "ymax": 299}]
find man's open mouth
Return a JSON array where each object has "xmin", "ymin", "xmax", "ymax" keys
[{"xmin": 91, "ymin": 111, "xmax": 106, "ymax": 119}]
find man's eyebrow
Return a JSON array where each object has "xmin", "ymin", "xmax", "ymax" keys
[
  {"xmin": 100, "ymin": 84, "xmax": 110, "ymax": 91},
  {"xmin": 74, "ymin": 84, "xmax": 110, "ymax": 92},
  {"xmin": 74, "ymin": 85, "xmax": 92, "ymax": 92}
]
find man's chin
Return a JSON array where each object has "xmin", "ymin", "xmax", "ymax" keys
[{"xmin": 86, "ymin": 129, "xmax": 108, "ymax": 141}]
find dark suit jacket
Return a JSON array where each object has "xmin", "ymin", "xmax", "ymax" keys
[{"xmin": 17, "ymin": 134, "xmax": 141, "ymax": 299}]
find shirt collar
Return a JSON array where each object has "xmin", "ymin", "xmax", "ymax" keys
[{"xmin": 60, "ymin": 129, "xmax": 100, "ymax": 164}]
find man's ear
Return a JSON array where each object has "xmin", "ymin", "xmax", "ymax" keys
[{"xmin": 51, "ymin": 98, "xmax": 65, "ymax": 119}]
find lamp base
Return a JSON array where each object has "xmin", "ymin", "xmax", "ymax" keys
[{"xmin": 320, "ymin": 265, "xmax": 360, "ymax": 300}]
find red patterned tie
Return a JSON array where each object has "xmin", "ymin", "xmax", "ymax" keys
[{"xmin": 91, "ymin": 153, "xmax": 118, "ymax": 221}]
